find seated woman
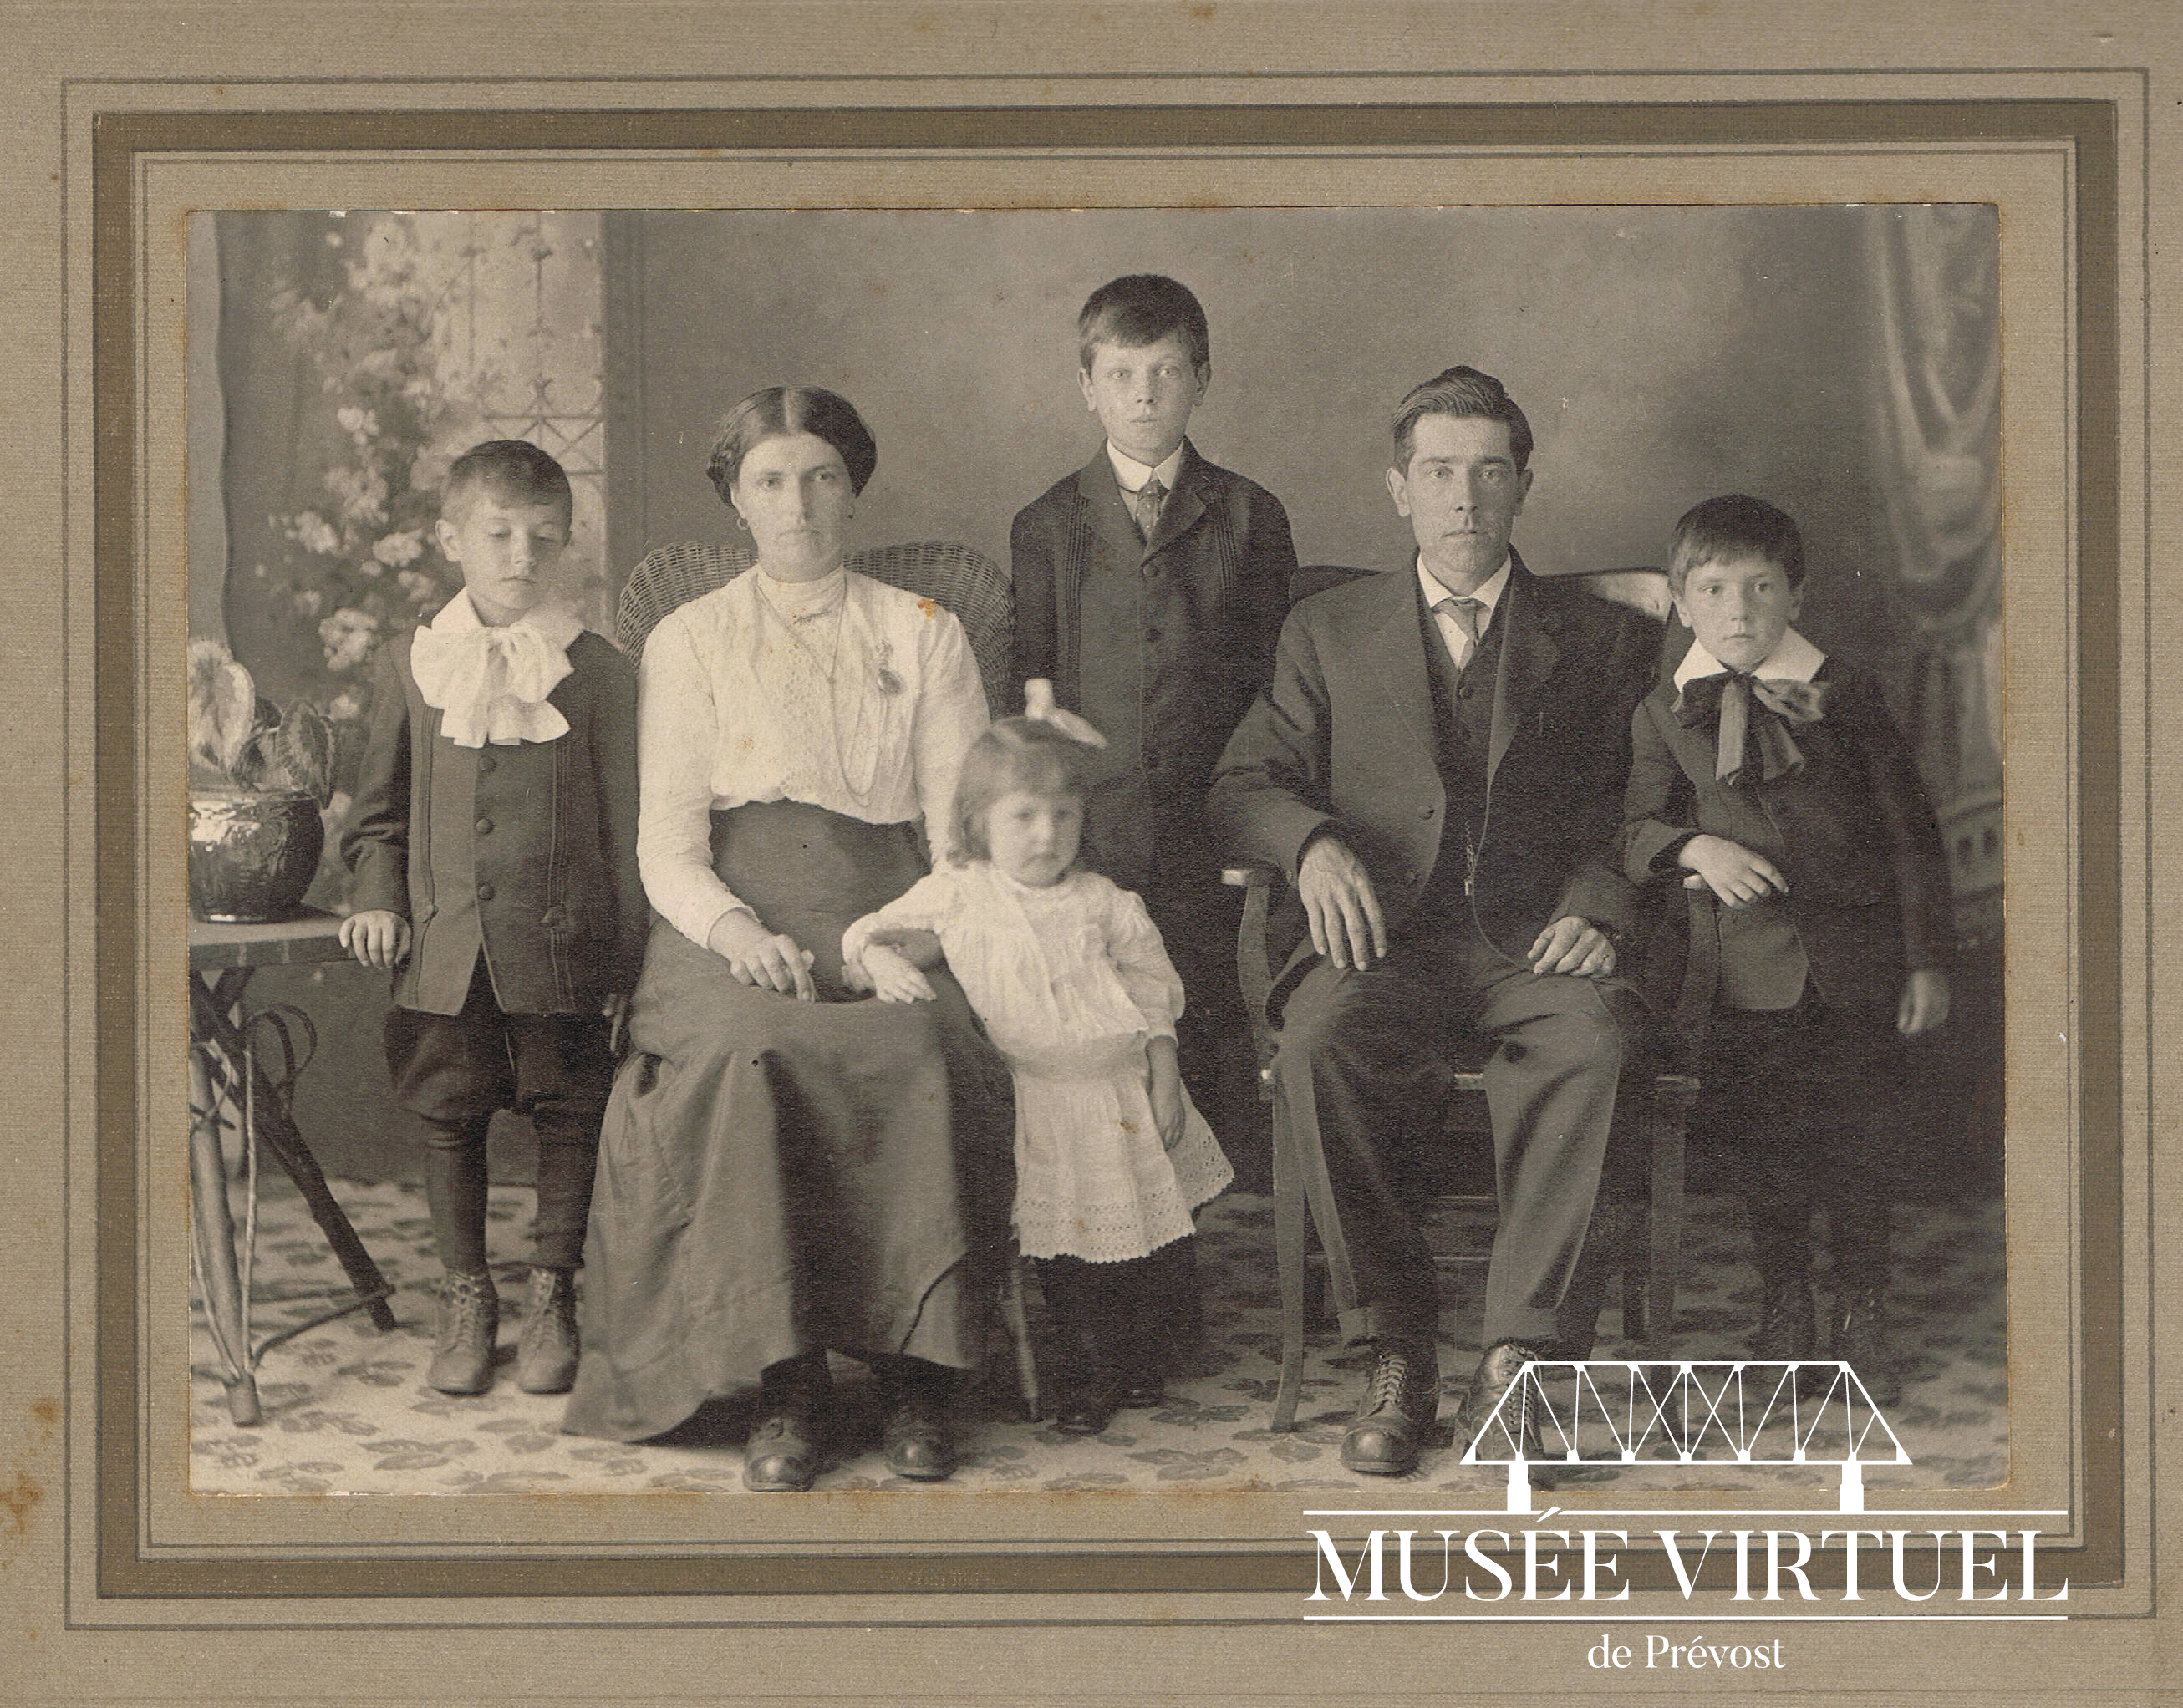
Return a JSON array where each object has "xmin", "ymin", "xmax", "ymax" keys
[{"xmin": 561, "ymin": 386, "xmax": 1013, "ymax": 1492}]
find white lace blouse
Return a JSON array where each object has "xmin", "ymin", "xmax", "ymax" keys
[{"xmin": 635, "ymin": 567, "xmax": 990, "ymax": 948}]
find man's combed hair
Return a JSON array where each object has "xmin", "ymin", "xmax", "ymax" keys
[
  {"xmin": 1390, "ymin": 366, "xmax": 1534, "ymax": 473},
  {"xmin": 442, "ymin": 439, "xmax": 574, "ymax": 526},
  {"xmin": 950, "ymin": 718, "xmax": 1103, "ymax": 866},
  {"xmin": 1076, "ymin": 274, "xmax": 1211, "ymax": 373},
  {"xmin": 1667, "ymin": 493, "xmax": 1807, "ymax": 595},
  {"xmin": 706, "ymin": 385, "xmax": 880, "ymax": 504}
]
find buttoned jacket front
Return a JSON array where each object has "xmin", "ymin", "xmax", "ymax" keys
[
  {"xmin": 1209, "ymin": 551, "xmax": 1662, "ymax": 989},
  {"xmin": 344, "ymin": 626, "xmax": 646, "ymax": 1016},
  {"xmin": 1012, "ymin": 440, "xmax": 1296, "ymax": 895}
]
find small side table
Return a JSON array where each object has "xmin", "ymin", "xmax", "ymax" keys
[{"xmin": 190, "ymin": 912, "xmax": 399, "ymax": 1426}]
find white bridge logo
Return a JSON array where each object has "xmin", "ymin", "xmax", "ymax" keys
[{"xmin": 1460, "ymin": 1360, "xmax": 1910, "ymax": 1513}]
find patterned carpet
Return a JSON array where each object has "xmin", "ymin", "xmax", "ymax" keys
[{"xmin": 190, "ymin": 1178, "xmax": 2007, "ymax": 1497}]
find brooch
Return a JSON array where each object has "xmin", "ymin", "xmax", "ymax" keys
[{"xmin": 873, "ymin": 639, "xmax": 903, "ymax": 697}]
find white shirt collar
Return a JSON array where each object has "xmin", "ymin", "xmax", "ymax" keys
[
  {"xmin": 1106, "ymin": 440, "xmax": 1188, "ymax": 494},
  {"xmin": 1416, "ymin": 554, "xmax": 1513, "ymax": 625},
  {"xmin": 431, "ymin": 585, "xmax": 583, "ymax": 650},
  {"xmin": 1675, "ymin": 624, "xmax": 1827, "ymax": 688}
]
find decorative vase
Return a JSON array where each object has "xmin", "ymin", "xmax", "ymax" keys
[{"xmin": 188, "ymin": 789, "xmax": 325, "ymax": 923}]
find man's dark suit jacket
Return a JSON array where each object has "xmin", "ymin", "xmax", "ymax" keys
[
  {"xmin": 1619, "ymin": 657, "xmax": 1954, "ymax": 1023},
  {"xmin": 1209, "ymin": 551, "xmax": 1662, "ymax": 1001},
  {"xmin": 343, "ymin": 628, "xmax": 647, "ymax": 1018},
  {"xmin": 1012, "ymin": 440, "xmax": 1296, "ymax": 900}
]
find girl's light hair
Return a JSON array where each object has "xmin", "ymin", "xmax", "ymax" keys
[{"xmin": 950, "ymin": 718, "xmax": 1102, "ymax": 865}]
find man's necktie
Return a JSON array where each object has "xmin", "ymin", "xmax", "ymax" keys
[
  {"xmin": 1434, "ymin": 595, "xmax": 1488, "ymax": 668},
  {"xmin": 1131, "ymin": 475, "xmax": 1167, "ymax": 543}
]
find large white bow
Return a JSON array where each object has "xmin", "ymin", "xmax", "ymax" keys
[{"xmin": 410, "ymin": 594, "xmax": 581, "ymax": 749}]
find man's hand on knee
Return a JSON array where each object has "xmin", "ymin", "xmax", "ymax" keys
[
  {"xmin": 1298, "ymin": 833, "xmax": 1387, "ymax": 971},
  {"xmin": 1527, "ymin": 915, "xmax": 1616, "ymax": 979}
]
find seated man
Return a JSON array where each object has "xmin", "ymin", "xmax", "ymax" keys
[{"xmin": 1208, "ymin": 366, "xmax": 1661, "ymax": 1476}]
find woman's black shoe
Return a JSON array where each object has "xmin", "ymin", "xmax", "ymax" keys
[
  {"xmin": 882, "ymin": 1388, "xmax": 956, "ymax": 1479},
  {"xmin": 744, "ymin": 1350, "xmax": 830, "ymax": 1492},
  {"xmin": 743, "ymin": 1410, "xmax": 822, "ymax": 1492}
]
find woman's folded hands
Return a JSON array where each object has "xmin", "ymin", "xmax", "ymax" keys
[{"xmin": 707, "ymin": 906, "xmax": 818, "ymax": 1002}]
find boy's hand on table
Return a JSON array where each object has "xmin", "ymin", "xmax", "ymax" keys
[
  {"xmin": 707, "ymin": 908, "xmax": 817, "ymax": 1002},
  {"xmin": 338, "ymin": 909, "xmax": 410, "ymax": 970},
  {"xmin": 1147, "ymin": 1036, "xmax": 1186, "ymax": 1151},
  {"xmin": 857, "ymin": 943, "xmax": 936, "ymax": 1005},
  {"xmin": 602, "ymin": 992, "xmax": 630, "ymax": 1055},
  {"xmin": 1897, "ymin": 968, "xmax": 1951, "ymax": 1037},
  {"xmin": 1679, "ymin": 833, "xmax": 1789, "ymax": 907}
]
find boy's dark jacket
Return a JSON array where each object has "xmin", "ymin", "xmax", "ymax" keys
[
  {"xmin": 1618, "ymin": 655, "xmax": 1955, "ymax": 1023},
  {"xmin": 343, "ymin": 626, "xmax": 646, "ymax": 1015},
  {"xmin": 1011, "ymin": 439, "xmax": 1296, "ymax": 895}
]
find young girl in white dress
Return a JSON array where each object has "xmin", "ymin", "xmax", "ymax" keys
[{"xmin": 842, "ymin": 689, "xmax": 1233, "ymax": 1436}]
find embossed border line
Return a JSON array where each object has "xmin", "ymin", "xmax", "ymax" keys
[{"xmin": 91, "ymin": 95, "xmax": 2122, "ymax": 1606}]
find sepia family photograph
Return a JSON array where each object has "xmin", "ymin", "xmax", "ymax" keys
[{"xmin": 183, "ymin": 202, "xmax": 2007, "ymax": 1505}]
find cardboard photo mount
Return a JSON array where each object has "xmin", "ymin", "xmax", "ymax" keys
[{"xmin": 18, "ymin": 28, "xmax": 2168, "ymax": 1700}]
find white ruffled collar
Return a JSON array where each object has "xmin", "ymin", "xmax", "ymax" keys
[
  {"xmin": 1675, "ymin": 624, "xmax": 1826, "ymax": 688},
  {"xmin": 410, "ymin": 590, "xmax": 583, "ymax": 748}
]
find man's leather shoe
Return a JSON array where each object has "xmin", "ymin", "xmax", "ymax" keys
[
  {"xmin": 882, "ymin": 1388, "xmax": 956, "ymax": 1479},
  {"xmin": 1339, "ymin": 1342, "xmax": 1441, "ymax": 1477},
  {"xmin": 1452, "ymin": 1340, "xmax": 1545, "ymax": 1458},
  {"xmin": 1055, "ymin": 1369, "xmax": 1125, "ymax": 1436},
  {"xmin": 743, "ymin": 1409, "xmax": 822, "ymax": 1492}
]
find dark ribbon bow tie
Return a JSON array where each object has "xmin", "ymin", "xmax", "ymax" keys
[{"xmin": 1672, "ymin": 671, "xmax": 1828, "ymax": 785}]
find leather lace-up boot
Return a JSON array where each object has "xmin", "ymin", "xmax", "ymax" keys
[
  {"xmin": 514, "ymin": 1266, "xmax": 579, "ymax": 1395},
  {"xmin": 427, "ymin": 1268, "xmax": 499, "ymax": 1395},
  {"xmin": 1340, "ymin": 1341, "xmax": 1441, "ymax": 1476}
]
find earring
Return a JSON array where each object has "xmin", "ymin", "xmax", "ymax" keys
[{"xmin": 734, "ymin": 513, "xmax": 751, "ymax": 535}]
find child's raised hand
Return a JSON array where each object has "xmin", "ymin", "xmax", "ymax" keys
[
  {"xmin": 1147, "ymin": 1036, "xmax": 1186, "ymax": 1151},
  {"xmin": 860, "ymin": 943, "xmax": 936, "ymax": 1005},
  {"xmin": 1678, "ymin": 834, "xmax": 1789, "ymax": 907},
  {"xmin": 1897, "ymin": 968, "xmax": 1951, "ymax": 1037},
  {"xmin": 338, "ymin": 909, "xmax": 410, "ymax": 970}
]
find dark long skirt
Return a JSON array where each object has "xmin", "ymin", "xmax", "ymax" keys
[{"xmin": 560, "ymin": 801, "xmax": 1014, "ymax": 1443}]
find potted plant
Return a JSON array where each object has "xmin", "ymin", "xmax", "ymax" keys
[{"xmin": 187, "ymin": 638, "xmax": 338, "ymax": 923}]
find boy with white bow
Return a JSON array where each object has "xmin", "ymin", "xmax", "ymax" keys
[
  {"xmin": 1620, "ymin": 494, "xmax": 1953, "ymax": 1401},
  {"xmin": 341, "ymin": 440, "xmax": 644, "ymax": 1397}
]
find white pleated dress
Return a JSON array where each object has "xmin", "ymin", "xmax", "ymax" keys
[{"xmin": 846, "ymin": 862, "xmax": 1234, "ymax": 1263}]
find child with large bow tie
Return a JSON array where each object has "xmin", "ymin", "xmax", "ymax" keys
[
  {"xmin": 1619, "ymin": 495, "xmax": 1954, "ymax": 1403},
  {"xmin": 339, "ymin": 441, "xmax": 645, "ymax": 1400}
]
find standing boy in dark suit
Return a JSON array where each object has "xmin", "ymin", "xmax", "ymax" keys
[
  {"xmin": 1012, "ymin": 273, "xmax": 1298, "ymax": 1202},
  {"xmin": 1209, "ymin": 367, "xmax": 1661, "ymax": 1477},
  {"xmin": 1620, "ymin": 494, "xmax": 1951, "ymax": 1403},
  {"xmin": 341, "ymin": 440, "xmax": 645, "ymax": 1398}
]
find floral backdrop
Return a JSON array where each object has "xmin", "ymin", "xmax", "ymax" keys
[{"xmin": 214, "ymin": 211, "xmax": 608, "ymax": 908}]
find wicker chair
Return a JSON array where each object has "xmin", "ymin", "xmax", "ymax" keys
[
  {"xmin": 613, "ymin": 533, "xmax": 1039, "ymax": 1417},
  {"xmin": 616, "ymin": 539, "xmax": 1016, "ymax": 715}
]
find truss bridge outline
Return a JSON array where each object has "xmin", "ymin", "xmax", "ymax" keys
[{"xmin": 1458, "ymin": 1359, "xmax": 1911, "ymax": 1513}]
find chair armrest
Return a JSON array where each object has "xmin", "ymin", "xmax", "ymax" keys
[
  {"xmin": 1224, "ymin": 862, "xmax": 1286, "ymax": 1067},
  {"xmin": 1667, "ymin": 885, "xmax": 1722, "ymax": 1071}
]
